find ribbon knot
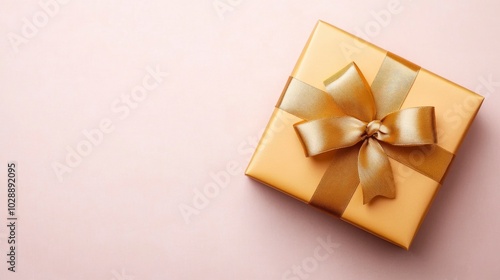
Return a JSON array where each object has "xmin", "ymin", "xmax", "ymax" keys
[
  {"xmin": 365, "ymin": 120, "xmax": 382, "ymax": 138},
  {"xmin": 293, "ymin": 62, "xmax": 437, "ymax": 204}
]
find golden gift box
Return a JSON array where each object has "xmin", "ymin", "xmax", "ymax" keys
[{"xmin": 245, "ymin": 21, "xmax": 484, "ymax": 249}]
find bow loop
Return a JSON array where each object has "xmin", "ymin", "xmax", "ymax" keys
[
  {"xmin": 376, "ymin": 107, "xmax": 437, "ymax": 145},
  {"xmin": 294, "ymin": 116, "xmax": 366, "ymax": 157},
  {"xmin": 324, "ymin": 63, "xmax": 376, "ymax": 122}
]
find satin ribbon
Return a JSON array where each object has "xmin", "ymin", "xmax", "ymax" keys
[{"xmin": 277, "ymin": 53, "xmax": 453, "ymax": 214}]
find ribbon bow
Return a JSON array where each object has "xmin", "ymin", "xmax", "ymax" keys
[{"xmin": 293, "ymin": 63, "xmax": 437, "ymax": 204}]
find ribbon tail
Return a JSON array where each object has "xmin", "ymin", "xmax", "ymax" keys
[{"xmin": 358, "ymin": 138, "xmax": 396, "ymax": 204}]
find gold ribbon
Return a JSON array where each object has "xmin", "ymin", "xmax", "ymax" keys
[{"xmin": 277, "ymin": 52, "xmax": 454, "ymax": 215}]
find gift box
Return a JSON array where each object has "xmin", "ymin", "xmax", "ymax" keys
[{"xmin": 245, "ymin": 20, "xmax": 484, "ymax": 249}]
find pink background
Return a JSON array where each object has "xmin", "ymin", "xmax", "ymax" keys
[{"xmin": 1, "ymin": 0, "xmax": 499, "ymax": 279}]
